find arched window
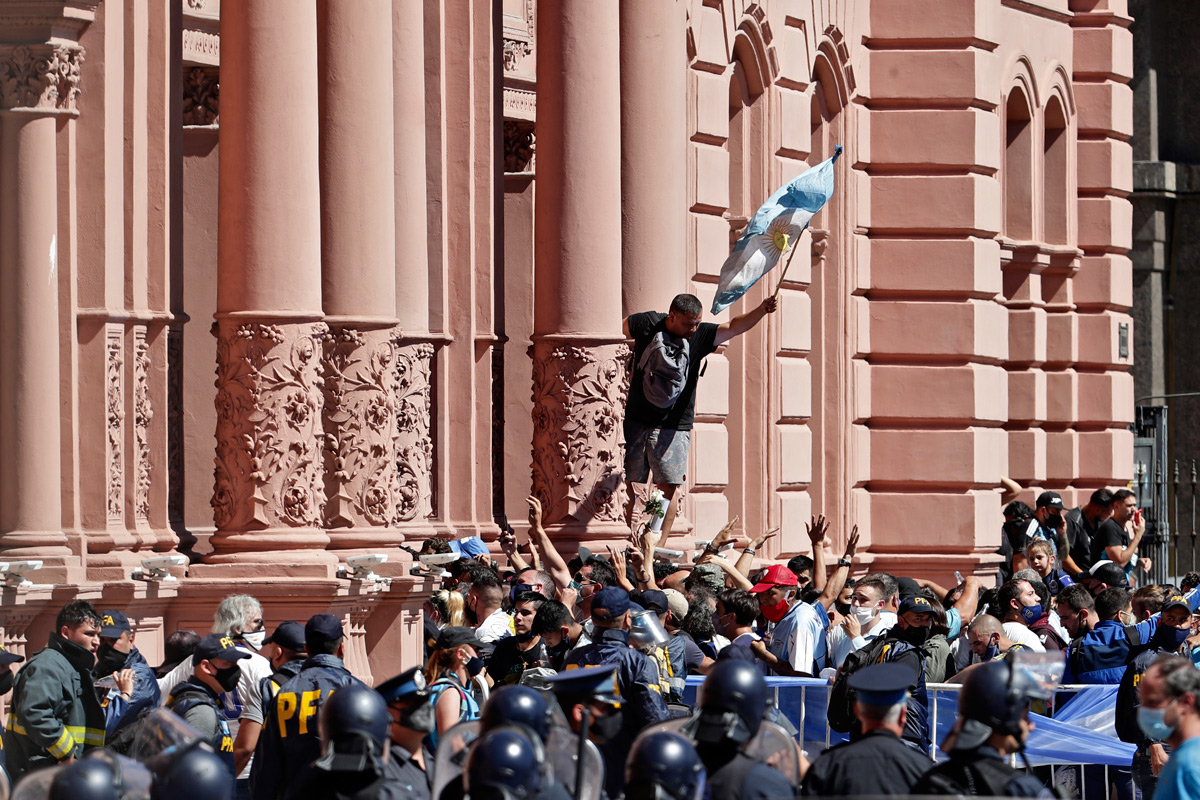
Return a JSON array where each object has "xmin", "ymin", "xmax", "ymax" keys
[
  {"xmin": 1043, "ymin": 97, "xmax": 1069, "ymax": 245},
  {"xmin": 1004, "ymin": 90, "xmax": 1034, "ymax": 241}
]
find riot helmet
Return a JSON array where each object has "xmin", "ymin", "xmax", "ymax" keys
[
  {"xmin": 464, "ymin": 728, "xmax": 545, "ymax": 800},
  {"xmin": 47, "ymin": 750, "xmax": 152, "ymax": 800},
  {"xmin": 480, "ymin": 685, "xmax": 553, "ymax": 742},
  {"xmin": 694, "ymin": 658, "xmax": 768, "ymax": 744},
  {"xmin": 953, "ymin": 651, "xmax": 1064, "ymax": 751},
  {"xmin": 315, "ymin": 684, "xmax": 392, "ymax": 773},
  {"xmin": 149, "ymin": 743, "xmax": 233, "ymax": 800},
  {"xmin": 625, "ymin": 732, "xmax": 706, "ymax": 800}
]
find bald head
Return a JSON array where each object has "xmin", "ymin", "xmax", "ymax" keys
[{"xmin": 968, "ymin": 613, "xmax": 1003, "ymax": 638}]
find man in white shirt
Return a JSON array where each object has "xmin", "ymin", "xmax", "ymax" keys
[
  {"xmin": 826, "ymin": 576, "xmax": 895, "ymax": 669},
  {"xmin": 996, "ymin": 578, "xmax": 1047, "ymax": 653},
  {"xmin": 469, "ymin": 574, "xmax": 512, "ymax": 657}
]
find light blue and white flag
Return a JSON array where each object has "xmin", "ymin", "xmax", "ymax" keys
[{"xmin": 711, "ymin": 145, "xmax": 842, "ymax": 314}]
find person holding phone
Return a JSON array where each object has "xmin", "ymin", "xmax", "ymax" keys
[{"xmin": 1092, "ymin": 489, "xmax": 1148, "ymax": 579}]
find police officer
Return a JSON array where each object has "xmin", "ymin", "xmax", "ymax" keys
[
  {"xmin": 0, "ymin": 643, "xmax": 24, "ymax": 785},
  {"xmin": 284, "ymin": 684, "xmax": 399, "ymax": 800},
  {"xmin": 624, "ymin": 732, "xmax": 706, "ymax": 800},
  {"xmin": 687, "ymin": 659, "xmax": 795, "ymax": 800},
  {"xmin": 480, "ymin": 686, "xmax": 553, "ymax": 743},
  {"xmin": 149, "ymin": 742, "xmax": 237, "ymax": 800},
  {"xmin": 376, "ymin": 667, "xmax": 435, "ymax": 800},
  {"xmin": 912, "ymin": 656, "xmax": 1054, "ymax": 797},
  {"xmin": 94, "ymin": 609, "xmax": 161, "ymax": 737},
  {"xmin": 165, "ymin": 633, "xmax": 247, "ymax": 785},
  {"xmin": 251, "ymin": 614, "xmax": 366, "ymax": 800},
  {"xmin": 48, "ymin": 750, "xmax": 154, "ymax": 800},
  {"xmin": 801, "ymin": 662, "xmax": 931, "ymax": 796},
  {"xmin": 464, "ymin": 728, "xmax": 570, "ymax": 800},
  {"xmin": 543, "ymin": 665, "xmax": 623, "ymax": 799}
]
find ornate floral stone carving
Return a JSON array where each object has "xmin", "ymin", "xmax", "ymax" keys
[
  {"xmin": 0, "ymin": 44, "xmax": 83, "ymax": 112},
  {"xmin": 502, "ymin": 39, "xmax": 532, "ymax": 72},
  {"xmin": 183, "ymin": 66, "xmax": 219, "ymax": 126},
  {"xmin": 321, "ymin": 329, "xmax": 434, "ymax": 530},
  {"xmin": 133, "ymin": 330, "xmax": 153, "ymax": 523},
  {"xmin": 106, "ymin": 331, "xmax": 124, "ymax": 521},
  {"xmin": 212, "ymin": 321, "xmax": 328, "ymax": 532},
  {"xmin": 167, "ymin": 329, "xmax": 185, "ymax": 528},
  {"xmin": 530, "ymin": 340, "xmax": 630, "ymax": 527},
  {"xmin": 504, "ymin": 121, "xmax": 535, "ymax": 173}
]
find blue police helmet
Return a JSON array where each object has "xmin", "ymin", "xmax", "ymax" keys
[
  {"xmin": 957, "ymin": 658, "xmax": 1037, "ymax": 744},
  {"xmin": 50, "ymin": 758, "xmax": 121, "ymax": 800},
  {"xmin": 317, "ymin": 684, "xmax": 391, "ymax": 769},
  {"xmin": 694, "ymin": 658, "xmax": 768, "ymax": 744},
  {"xmin": 480, "ymin": 685, "xmax": 552, "ymax": 742},
  {"xmin": 625, "ymin": 732, "xmax": 707, "ymax": 800},
  {"xmin": 465, "ymin": 728, "xmax": 545, "ymax": 800},
  {"xmin": 149, "ymin": 745, "xmax": 233, "ymax": 800}
]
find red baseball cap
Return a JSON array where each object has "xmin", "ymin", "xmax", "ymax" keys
[{"xmin": 750, "ymin": 564, "xmax": 799, "ymax": 594}]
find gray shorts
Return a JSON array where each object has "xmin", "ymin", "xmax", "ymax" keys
[{"xmin": 624, "ymin": 422, "xmax": 690, "ymax": 485}]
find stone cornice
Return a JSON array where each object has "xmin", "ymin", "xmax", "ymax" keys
[
  {"xmin": 0, "ymin": 42, "xmax": 84, "ymax": 113},
  {"xmin": 0, "ymin": 1, "xmax": 95, "ymax": 43}
]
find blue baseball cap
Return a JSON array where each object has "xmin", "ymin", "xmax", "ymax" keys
[
  {"xmin": 263, "ymin": 621, "xmax": 306, "ymax": 653},
  {"xmin": 305, "ymin": 614, "xmax": 344, "ymax": 649},
  {"xmin": 192, "ymin": 633, "xmax": 251, "ymax": 665},
  {"xmin": 591, "ymin": 587, "xmax": 630, "ymax": 621},
  {"xmin": 99, "ymin": 610, "xmax": 131, "ymax": 639}
]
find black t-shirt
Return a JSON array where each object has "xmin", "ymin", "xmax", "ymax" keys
[
  {"xmin": 487, "ymin": 636, "xmax": 550, "ymax": 686},
  {"xmin": 625, "ymin": 311, "xmax": 719, "ymax": 432},
  {"xmin": 1067, "ymin": 506, "xmax": 1097, "ymax": 573},
  {"xmin": 1092, "ymin": 519, "xmax": 1129, "ymax": 564}
]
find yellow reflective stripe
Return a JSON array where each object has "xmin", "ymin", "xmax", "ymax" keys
[
  {"xmin": 46, "ymin": 728, "xmax": 75, "ymax": 760},
  {"xmin": 7, "ymin": 720, "xmax": 103, "ymax": 749}
]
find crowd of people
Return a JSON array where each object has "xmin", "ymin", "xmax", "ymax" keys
[{"xmin": 1, "ymin": 483, "xmax": 1199, "ymax": 800}]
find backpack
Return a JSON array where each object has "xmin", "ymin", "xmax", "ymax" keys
[
  {"xmin": 827, "ymin": 635, "xmax": 893, "ymax": 733},
  {"xmin": 637, "ymin": 330, "xmax": 690, "ymax": 408}
]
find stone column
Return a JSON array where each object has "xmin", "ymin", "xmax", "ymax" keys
[
  {"xmin": 531, "ymin": 1, "xmax": 629, "ymax": 543},
  {"xmin": 0, "ymin": 44, "xmax": 87, "ymax": 582},
  {"xmin": 317, "ymin": 0, "xmax": 432, "ymax": 548},
  {"xmin": 619, "ymin": 0, "xmax": 687, "ymax": 311},
  {"xmin": 205, "ymin": 1, "xmax": 334, "ymax": 575}
]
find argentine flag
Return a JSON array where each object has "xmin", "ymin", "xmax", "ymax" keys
[{"xmin": 711, "ymin": 145, "xmax": 842, "ymax": 314}]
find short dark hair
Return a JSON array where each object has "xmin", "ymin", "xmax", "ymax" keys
[
  {"xmin": 1025, "ymin": 577, "xmax": 1050, "ymax": 610},
  {"xmin": 1089, "ymin": 488, "xmax": 1115, "ymax": 507},
  {"xmin": 1183, "ymin": 572, "xmax": 1200, "ymax": 593},
  {"xmin": 420, "ymin": 537, "xmax": 453, "ymax": 555},
  {"xmin": 1132, "ymin": 585, "xmax": 1165, "ymax": 618},
  {"xmin": 163, "ymin": 629, "xmax": 200, "ymax": 666},
  {"xmin": 1096, "ymin": 587, "xmax": 1132, "ymax": 620},
  {"xmin": 681, "ymin": 603, "xmax": 716, "ymax": 640},
  {"xmin": 652, "ymin": 561, "xmax": 676, "ymax": 582},
  {"xmin": 56, "ymin": 600, "xmax": 101, "ymax": 631},
  {"xmin": 669, "ymin": 294, "xmax": 702, "ymax": 317},
  {"xmin": 309, "ymin": 636, "xmax": 343, "ymax": 656},
  {"xmin": 717, "ymin": 589, "xmax": 760, "ymax": 627},
  {"xmin": 996, "ymin": 580, "xmax": 1025, "ymax": 619},
  {"xmin": 533, "ymin": 600, "xmax": 574, "ymax": 635},
  {"xmin": 582, "ymin": 557, "xmax": 618, "ymax": 589},
  {"xmin": 786, "ymin": 555, "xmax": 814, "ymax": 579},
  {"xmin": 514, "ymin": 591, "xmax": 547, "ymax": 610},
  {"xmin": 1057, "ymin": 584, "xmax": 1094, "ymax": 614},
  {"xmin": 1111, "ymin": 489, "xmax": 1136, "ymax": 505},
  {"xmin": 1003, "ymin": 501, "xmax": 1034, "ymax": 520}
]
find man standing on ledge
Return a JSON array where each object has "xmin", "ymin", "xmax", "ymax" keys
[{"xmin": 623, "ymin": 292, "xmax": 776, "ymax": 536}]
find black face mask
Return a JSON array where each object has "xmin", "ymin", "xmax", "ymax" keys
[
  {"xmin": 1045, "ymin": 513, "xmax": 1063, "ymax": 529},
  {"xmin": 0, "ymin": 669, "xmax": 13, "ymax": 697},
  {"xmin": 896, "ymin": 625, "xmax": 931, "ymax": 647},
  {"xmin": 834, "ymin": 600, "xmax": 852, "ymax": 617},
  {"xmin": 398, "ymin": 699, "xmax": 436, "ymax": 734},
  {"xmin": 214, "ymin": 664, "xmax": 242, "ymax": 693},
  {"xmin": 94, "ymin": 644, "xmax": 126, "ymax": 678},
  {"xmin": 587, "ymin": 709, "xmax": 623, "ymax": 742}
]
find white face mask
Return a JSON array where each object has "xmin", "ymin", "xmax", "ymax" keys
[
  {"xmin": 853, "ymin": 606, "xmax": 877, "ymax": 626},
  {"xmin": 240, "ymin": 630, "xmax": 266, "ymax": 651}
]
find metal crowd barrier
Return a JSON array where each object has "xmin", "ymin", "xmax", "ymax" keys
[{"xmin": 682, "ymin": 678, "xmax": 1141, "ymax": 800}]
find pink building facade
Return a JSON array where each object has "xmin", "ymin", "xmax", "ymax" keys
[{"xmin": 0, "ymin": 0, "xmax": 1133, "ymax": 679}]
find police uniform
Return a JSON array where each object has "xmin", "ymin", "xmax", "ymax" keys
[
  {"xmin": 376, "ymin": 667, "xmax": 435, "ymax": 800},
  {"xmin": 801, "ymin": 663, "xmax": 931, "ymax": 796},
  {"xmin": 251, "ymin": 614, "xmax": 366, "ymax": 800},
  {"xmin": 166, "ymin": 634, "xmax": 249, "ymax": 783},
  {"xmin": 544, "ymin": 665, "xmax": 623, "ymax": 800},
  {"xmin": 0, "ymin": 644, "xmax": 24, "ymax": 781}
]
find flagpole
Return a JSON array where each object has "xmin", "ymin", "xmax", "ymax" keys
[{"xmin": 771, "ymin": 239, "xmax": 802, "ymax": 299}]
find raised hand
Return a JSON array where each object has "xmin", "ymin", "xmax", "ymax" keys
[
  {"xmin": 806, "ymin": 514, "xmax": 829, "ymax": 547},
  {"xmin": 526, "ymin": 495, "xmax": 543, "ymax": 529},
  {"xmin": 843, "ymin": 525, "xmax": 860, "ymax": 560},
  {"xmin": 752, "ymin": 526, "xmax": 781, "ymax": 549},
  {"xmin": 711, "ymin": 516, "xmax": 740, "ymax": 549}
]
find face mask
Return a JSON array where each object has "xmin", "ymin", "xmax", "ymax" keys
[
  {"xmin": 760, "ymin": 592, "xmax": 793, "ymax": 624},
  {"xmin": 94, "ymin": 644, "xmax": 126, "ymax": 678},
  {"xmin": 515, "ymin": 630, "xmax": 537, "ymax": 643},
  {"xmin": 1019, "ymin": 603, "xmax": 1043, "ymax": 625},
  {"xmin": 1138, "ymin": 704, "xmax": 1176, "ymax": 740},
  {"xmin": 398, "ymin": 700, "xmax": 436, "ymax": 734},
  {"xmin": 0, "ymin": 669, "xmax": 13, "ymax": 697},
  {"xmin": 215, "ymin": 664, "xmax": 242, "ymax": 693},
  {"xmin": 984, "ymin": 638, "xmax": 1000, "ymax": 661},
  {"xmin": 510, "ymin": 583, "xmax": 534, "ymax": 603},
  {"xmin": 1045, "ymin": 513, "xmax": 1063, "ymax": 529},
  {"xmin": 834, "ymin": 600, "xmax": 852, "ymax": 617},
  {"xmin": 853, "ymin": 606, "xmax": 877, "ymax": 627},
  {"xmin": 239, "ymin": 630, "xmax": 266, "ymax": 651},
  {"xmin": 465, "ymin": 656, "xmax": 485, "ymax": 677},
  {"xmin": 896, "ymin": 624, "xmax": 931, "ymax": 647},
  {"xmin": 1155, "ymin": 625, "xmax": 1190, "ymax": 652},
  {"xmin": 588, "ymin": 710, "xmax": 623, "ymax": 742}
]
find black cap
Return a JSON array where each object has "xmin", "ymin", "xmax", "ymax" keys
[
  {"xmin": 638, "ymin": 590, "xmax": 669, "ymax": 614},
  {"xmin": 591, "ymin": 587, "xmax": 630, "ymax": 621},
  {"xmin": 1088, "ymin": 560, "xmax": 1128, "ymax": 588},
  {"xmin": 263, "ymin": 621, "xmax": 306, "ymax": 653},
  {"xmin": 543, "ymin": 664, "xmax": 621, "ymax": 706},
  {"xmin": 99, "ymin": 610, "xmax": 131, "ymax": 639},
  {"xmin": 1163, "ymin": 594, "xmax": 1190, "ymax": 614},
  {"xmin": 435, "ymin": 626, "xmax": 482, "ymax": 651},
  {"xmin": 376, "ymin": 666, "xmax": 430, "ymax": 703},
  {"xmin": 305, "ymin": 614, "xmax": 345, "ymax": 648},
  {"xmin": 898, "ymin": 594, "xmax": 933, "ymax": 616},
  {"xmin": 192, "ymin": 633, "xmax": 252, "ymax": 665},
  {"xmin": 895, "ymin": 577, "xmax": 921, "ymax": 600},
  {"xmin": 1036, "ymin": 491, "xmax": 1066, "ymax": 510},
  {"xmin": 0, "ymin": 644, "xmax": 24, "ymax": 666}
]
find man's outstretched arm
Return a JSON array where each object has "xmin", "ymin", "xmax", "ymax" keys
[{"xmin": 714, "ymin": 296, "xmax": 777, "ymax": 345}]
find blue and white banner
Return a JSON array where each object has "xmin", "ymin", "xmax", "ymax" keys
[{"xmin": 711, "ymin": 145, "xmax": 842, "ymax": 314}]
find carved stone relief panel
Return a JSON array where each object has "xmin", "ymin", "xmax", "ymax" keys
[
  {"xmin": 182, "ymin": 66, "xmax": 218, "ymax": 126},
  {"xmin": 393, "ymin": 341, "xmax": 434, "ymax": 523},
  {"xmin": 212, "ymin": 321, "xmax": 328, "ymax": 532},
  {"xmin": 0, "ymin": 44, "xmax": 84, "ymax": 113},
  {"xmin": 167, "ymin": 328, "xmax": 185, "ymax": 529},
  {"xmin": 529, "ymin": 341, "xmax": 630, "ymax": 527},
  {"xmin": 133, "ymin": 329, "xmax": 153, "ymax": 524},
  {"xmin": 504, "ymin": 120, "xmax": 535, "ymax": 173},
  {"xmin": 106, "ymin": 328, "xmax": 124, "ymax": 523}
]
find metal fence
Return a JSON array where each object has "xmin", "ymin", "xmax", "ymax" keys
[{"xmin": 1135, "ymin": 404, "xmax": 1200, "ymax": 582}]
